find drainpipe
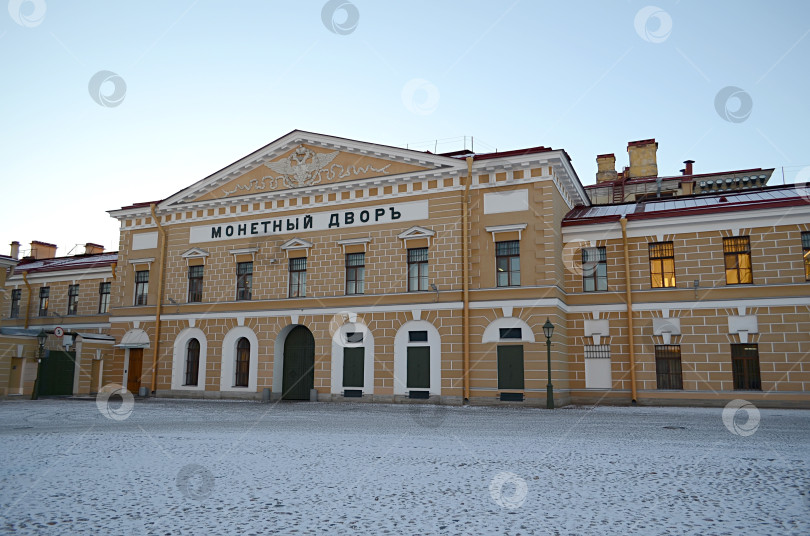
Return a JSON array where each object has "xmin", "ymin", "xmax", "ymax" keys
[
  {"xmin": 462, "ymin": 157, "xmax": 473, "ymax": 401},
  {"xmin": 150, "ymin": 204, "xmax": 168, "ymax": 394},
  {"xmin": 620, "ymin": 217, "xmax": 638, "ymax": 403},
  {"xmin": 111, "ymin": 262, "xmax": 117, "ymax": 280},
  {"xmin": 22, "ymin": 271, "xmax": 31, "ymax": 329}
]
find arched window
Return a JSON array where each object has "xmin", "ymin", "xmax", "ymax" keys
[
  {"xmin": 184, "ymin": 338, "xmax": 200, "ymax": 386},
  {"xmin": 235, "ymin": 337, "xmax": 250, "ymax": 387}
]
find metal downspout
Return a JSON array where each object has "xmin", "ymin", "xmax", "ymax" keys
[
  {"xmin": 620, "ymin": 217, "xmax": 638, "ymax": 403},
  {"xmin": 22, "ymin": 271, "xmax": 31, "ymax": 329},
  {"xmin": 462, "ymin": 157, "xmax": 473, "ymax": 401},
  {"xmin": 150, "ymin": 204, "xmax": 168, "ymax": 394}
]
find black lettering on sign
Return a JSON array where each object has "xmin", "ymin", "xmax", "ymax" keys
[
  {"xmin": 211, "ymin": 227, "xmax": 222, "ymax": 239},
  {"xmin": 303, "ymin": 215, "xmax": 313, "ymax": 229},
  {"xmin": 375, "ymin": 208, "xmax": 385, "ymax": 221},
  {"xmin": 344, "ymin": 212, "xmax": 355, "ymax": 225},
  {"xmin": 329, "ymin": 214, "xmax": 340, "ymax": 228},
  {"xmin": 225, "ymin": 226, "xmax": 234, "ymax": 237},
  {"xmin": 390, "ymin": 207, "xmax": 401, "ymax": 220},
  {"xmin": 359, "ymin": 210, "xmax": 369, "ymax": 223}
]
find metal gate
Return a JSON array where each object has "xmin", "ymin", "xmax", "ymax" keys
[
  {"xmin": 282, "ymin": 326, "xmax": 315, "ymax": 400},
  {"xmin": 39, "ymin": 350, "xmax": 75, "ymax": 396}
]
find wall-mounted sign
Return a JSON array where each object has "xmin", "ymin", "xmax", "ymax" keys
[{"xmin": 189, "ymin": 200, "xmax": 430, "ymax": 244}]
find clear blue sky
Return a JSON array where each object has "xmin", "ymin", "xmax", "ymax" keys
[{"xmin": 2, "ymin": 1, "xmax": 809, "ymax": 256}]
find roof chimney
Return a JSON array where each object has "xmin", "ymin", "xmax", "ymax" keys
[
  {"xmin": 683, "ymin": 160, "xmax": 694, "ymax": 176},
  {"xmin": 84, "ymin": 243, "xmax": 105, "ymax": 255},
  {"xmin": 30, "ymin": 241, "xmax": 57, "ymax": 260},
  {"xmin": 10, "ymin": 241, "xmax": 20, "ymax": 260},
  {"xmin": 595, "ymin": 154, "xmax": 618, "ymax": 183},
  {"xmin": 626, "ymin": 139, "xmax": 658, "ymax": 179}
]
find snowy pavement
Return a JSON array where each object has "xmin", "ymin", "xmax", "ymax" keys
[{"xmin": 0, "ymin": 398, "xmax": 808, "ymax": 535}]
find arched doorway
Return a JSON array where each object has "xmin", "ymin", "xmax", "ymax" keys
[{"xmin": 282, "ymin": 326, "xmax": 315, "ymax": 400}]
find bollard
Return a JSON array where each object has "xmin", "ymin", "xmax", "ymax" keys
[
  {"xmin": 309, "ymin": 389, "xmax": 318, "ymax": 402},
  {"xmin": 262, "ymin": 388, "xmax": 272, "ymax": 403},
  {"xmin": 138, "ymin": 387, "xmax": 149, "ymax": 398}
]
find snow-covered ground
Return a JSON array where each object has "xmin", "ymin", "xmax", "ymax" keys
[{"xmin": 0, "ymin": 398, "xmax": 808, "ymax": 535}]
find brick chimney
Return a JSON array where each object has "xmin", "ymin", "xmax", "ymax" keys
[
  {"xmin": 84, "ymin": 243, "xmax": 105, "ymax": 255},
  {"xmin": 9, "ymin": 241, "xmax": 20, "ymax": 260},
  {"xmin": 626, "ymin": 139, "xmax": 658, "ymax": 179},
  {"xmin": 30, "ymin": 241, "xmax": 57, "ymax": 259},
  {"xmin": 596, "ymin": 154, "xmax": 618, "ymax": 183},
  {"xmin": 683, "ymin": 160, "xmax": 694, "ymax": 176}
]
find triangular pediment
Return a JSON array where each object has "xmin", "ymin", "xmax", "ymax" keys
[
  {"xmin": 180, "ymin": 247, "xmax": 210, "ymax": 259},
  {"xmin": 397, "ymin": 226, "xmax": 435, "ymax": 240},
  {"xmin": 163, "ymin": 130, "xmax": 465, "ymax": 206},
  {"xmin": 280, "ymin": 238, "xmax": 313, "ymax": 250}
]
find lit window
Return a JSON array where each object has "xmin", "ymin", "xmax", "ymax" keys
[
  {"xmin": 649, "ymin": 242, "xmax": 676, "ymax": 288},
  {"xmin": 723, "ymin": 236, "xmax": 753, "ymax": 285},
  {"xmin": 345, "ymin": 253, "xmax": 365, "ymax": 295},
  {"xmin": 67, "ymin": 284, "xmax": 79, "ymax": 316},
  {"xmin": 802, "ymin": 232, "xmax": 810, "ymax": 281},
  {"xmin": 582, "ymin": 247, "xmax": 607, "ymax": 292},
  {"xmin": 496, "ymin": 240, "xmax": 520, "ymax": 287},
  {"xmin": 38, "ymin": 287, "xmax": 50, "ymax": 317},
  {"xmin": 236, "ymin": 262, "xmax": 252, "ymax": 301},
  {"xmin": 289, "ymin": 257, "xmax": 307, "ymax": 298},
  {"xmin": 407, "ymin": 248, "xmax": 428, "ymax": 292}
]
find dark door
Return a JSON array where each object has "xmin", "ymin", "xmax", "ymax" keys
[
  {"xmin": 282, "ymin": 326, "xmax": 315, "ymax": 400},
  {"xmin": 406, "ymin": 346, "xmax": 430, "ymax": 389},
  {"xmin": 342, "ymin": 347, "xmax": 364, "ymax": 388},
  {"xmin": 497, "ymin": 345, "xmax": 524, "ymax": 390},
  {"xmin": 39, "ymin": 350, "xmax": 75, "ymax": 396},
  {"xmin": 127, "ymin": 349, "xmax": 143, "ymax": 394}
]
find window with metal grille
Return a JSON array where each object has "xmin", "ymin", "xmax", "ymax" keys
[
  {"xmin": 655, "ymin": 345, "xmax": 683, "ymax": 389},
  {"xmin": 134, "ymin": 271, "xmax": 149, "ymax": 306},
  {"xmin": 582, "ymin": 247, "xmax": 607, "ymax": 292},
  {"xmin": 38, "ymin": 287, "xmax": 50, "ymax": 317},
  {"xmin": 236, "ymin": 262, "xmax": 252, "ymax": 301},
  {"xmin": 188, "ymin": 265, "xmax": 204, "ymax": 303},
  {"xmin": 499, "ymin": 327, "xmax": 522, "ymax": 339},
  {"xmin": 409, "ymin": 330, "xmax": 428, "ymax": 343},
  {"xmin": 649, "ymin": 241, "xmax": 676, "ymax": 288},
  {"xmin": 496, "ymin": 240, "xmax": 520, "ymax": 287},
  {"xmin": 731, "ymin": 344, "xmax": 761, "ymax": 390},
  {"xmin": 184, "ymin": 338, "xmax": 200, "ymax": 386},
  {"xmin": 345, "ymin": 253, "xmax": 365, "ymax": 295},
  {"xmin": 98, "ymin": 282, "xmax": 110, "ymax": 314},
  {"xmin": 584, "ymin": 344, "xmax": 611, "ymax": 359},
  {"xmin": 289, "ymin": 257, "xmax": 307, "ymax": 297},
  {"xmin": 723, "ymin": 236, "xmax": 753, "ymax": 285},
  {"xmin": 67, "ymin": 284, "xmax": 79, "ymax": 316},
  {"xmin": 407, "ymin": 247, "xmax": 428, "ymax": 291},
  {"xmin": 802, "ymin": 231, "xmax": 810, "ymax": 281},
  {"xmin": 10, "ymin": 289, "xmax": 21, "ymax": 319},
  {"xmin": 235, "ymin": 337, "xmax": 250, "ymax": 387}
]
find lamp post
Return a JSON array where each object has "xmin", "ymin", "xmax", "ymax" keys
[
  {"xmin": 31, "ymin": 329, "xmax": 47, "ymax": 400},
  {"xmin": 542, "ymin": 318, "xmax": 554, "ymax": 409}
]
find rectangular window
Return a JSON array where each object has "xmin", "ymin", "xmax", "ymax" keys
[
  {"xmin": 236, "ymin": 262, "xmax": 252, "ymax": 301},
  {"xmin": 289, "ymin": 257, "xmax": 307, "ymax": 298},
  {"xmin": 98, "ymin": 282, "xmax": 111, "ymax": 314},
  {"xmin": 408, "ymin": 330, "xmax": 428, "ymax": 343},
  {"xmin": 496, "ymin": 240, "xmax": 520, "ymax": 287},
  {"xmin": 582, "ymin": 247, "xmax": 608, "ymax": 292},
  {"xmin": 188, "ymin": 265, "xmax": 204, "ymax": 303},
  {"xmin": 67, "ymin": 284, "xmax": 79, "ymax": 316},
  {"xmin": 345, "ymin": 253, "xmax": 365, "ymax": 295},
  {"xmin": 10, "ymin": 289, "xmax": 21, "ymax": 319},
  {"xmin": 724, "ymin": 236, "xmax": 753, "ymax": 285},
  {"xmin": 38, "ymin": 287, "xmax": 49, "ymax": 317},
  {"xmin": 499, "ymin": 327, "xmax": 522, "ymax": 340},
  {"xmin": 134, "ymin": 271, "xmax": 149, "ymax": 306},
  {"xmin": 655, "ymin": 345, "xmax": 683, "ymax": 390},
  {"xmin": 731, "ymin": 343, "xmax": 762, "ymax": 390},
  {"xmin": 497, "ymin": 345, "xmax": 525, "ymax": 390},
  {"xmin": 407, "ymin": 247, "xmax": 429, "ymax": 292},
  {"xmin": 802, "ymin": 231, "xmax": 810, "ymax": 281},
  {"xmin": 649, "ymin": 242, "xmax": 676, "ymax": 288}
]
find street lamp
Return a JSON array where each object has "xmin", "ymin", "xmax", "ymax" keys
[
  {"xmin": 542, "ymin": 318, "xmax": 554, "ymax": 409},
  {"xmin": 31, "ymin": 329, "xmax": 48, "ymax": 400}
]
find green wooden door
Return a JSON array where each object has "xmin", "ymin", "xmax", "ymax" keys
[
  {"xmin": 342, "ymin": 347, "xmax": 364, "ymax": 388},
  {"xmin": 406, "ymin": 346, "xmax": 430, "ymax": 389},
  {"xmin": 497, "ymin": 345, "xmax": 524, "ymax": 390},
  {"xmin": 39, "ymin": 350, "xmax": 75, "ymax": 396},
  {"xmin": 282, "ymin": 326, "xmax": 315, "ymax": 400}
]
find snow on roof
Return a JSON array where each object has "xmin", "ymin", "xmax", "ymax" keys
[{"xmin": 13, "ymin": 252, "xmax": 118, "ymax": 275}]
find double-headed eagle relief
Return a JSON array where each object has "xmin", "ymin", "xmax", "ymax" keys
[
  {"xmin": 220, "ymin": 144, "xmax": 394, "ymax": 197},
  {"xmin": 265, "ymin": 145, "xmax": 339, "ymax": 188}
]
